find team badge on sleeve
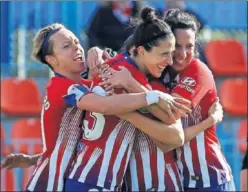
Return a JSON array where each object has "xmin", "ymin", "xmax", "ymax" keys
[{"xmin": 63, "ymin": 84, "xmax": 89, "ymax": 106}]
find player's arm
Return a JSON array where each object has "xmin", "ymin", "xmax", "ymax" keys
[
  {"xmin": 150, "ymin": 99, "xmax": 223, "ymax": 152},
  {"xmin": 125, "ymin": 78, "xmax": 191, "ymax": 124},
  {"xmin": 1, "ymin": 153, "xmax": 41, "ymax": 169},
  {"xmin": 99, "ymin": 67, "xmax": 191, "ymax": 123},
  {"xmin": 63, "ymin": 84, "xmax": 161, "ymax": 115},
  {"xmin": 171, "ymin": 72, "xmax": 214, "ymax": 142},
  {"xmin": 118, "ymin": 112, "xmax": 184, "ymax": 146}
]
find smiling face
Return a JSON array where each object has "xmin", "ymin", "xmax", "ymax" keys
[
  {"xmin": 141, "ymin": 37, "xmax": 175, "ymax": 78},
  {"xmin": 46, "ymin": 28, "xmax": 86, "ymax": 75},
  {"xmin": 172, "ymin": 28, "xmax": 196, "ymax": 72}
]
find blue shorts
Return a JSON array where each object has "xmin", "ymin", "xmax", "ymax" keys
[
  {"xmin": 184, "ymin": 179, "xmax": 236, "ymax": 192},
  {"xmin": 64, "ymin": 178, "xmax": 110, "ymax": 192}
]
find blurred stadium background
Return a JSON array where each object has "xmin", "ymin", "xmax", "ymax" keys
[{"xmin": 0, "ymin": 1, "xmax": 247, "ymax": 191}]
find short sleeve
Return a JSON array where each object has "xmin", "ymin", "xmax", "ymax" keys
[
  {"xmin": 172, "ymin": 61, "xmax": 213, "ymax": 108},
  {"xmin": 111, "ymin": 62, "xmax": 151, "ymax": 90},
  {"xmin": 48, "ymin": 77, "xmax": 92, "ymax": 107},
  {"xmin": 149, "ymin": 80, "xmax": 169, "ymax": 93}
]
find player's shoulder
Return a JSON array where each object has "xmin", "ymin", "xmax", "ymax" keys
[
  {"xmin": 107, "ymin": 53, "xmax": 137, "ymax": 68},
  {"xmin": 48, "ymin": 76, "xmax": 75, "ymax": 90},
  {"xmin": 183, "ymin": 58, "xmax": 214, "ymax": 80},
  {"xmin": 190, "ymin": 58, "xmax": 213, "ymax": 75}
]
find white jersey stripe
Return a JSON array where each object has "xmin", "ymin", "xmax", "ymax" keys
[
  {"xmin": 110, "ymin": 131, "xmax": 133, "ymax": 190},
  {"xmin": 46, "ymin": 108, "xmax": 72, "ymax": 191},
  {"xmin": 79, "ymin": 148, "xmax": 102, "ymax": 183},
  {"xmin": 57, "ymin": 150, "xmax": 74, "ymax": 191},
  {"xmin": 47, "ymin": 140, "xmax": 61, "ymax": 191},
  {"xmin": 176, "ymin": 148, "xmax": 184, "ymax": 184},
  {"xmin": 196, "ymin": 132, "xmax": 210, "ymax": 187},
  {"xmin": 27, "ymin": 158, "xmax": 49, "ymax": 191},
  {"xmin": 214, "ymin": 166, "xmax": 222, "ymax": 185},
  {"xmin": 157, "ymin": 148, "xmax": 166, "ymax": 191},
  {"xmin": 140, "ymin": 140, "xmax": 152, "ymax": 190},
  {"xmin": 40, "ymin": 100, "xmax": 46, "ymax": 152},
  {"xmin": 69, "ymin": 146, "xmax": 88, "ymax": 179},
  {"xmin": 57, "ymin": 109, "xmax": 82, "ymax": 191},
  {"xmin": 97, "ymin": 127, "xmax": 120, "ymax": 187},
  {"xmin": 211, "ymin": 143, "xmax": 231, "ymax": 182},
  {"xmin": 129, "ymin": 154, "xmax": 139, "ymax": 190},
  {"xmin": 123, "ymin": 138, "xmax": 134, "ymax": 173},
  {"xmin": 183, "ymin": 142, "xmax": 196, "ymax": 188},
  {"xmin": 167, "ymin": 164, "xmax": 179, "ymax": 191}
]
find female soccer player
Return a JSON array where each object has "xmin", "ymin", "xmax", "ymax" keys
[
  {"xmin": 101, "ymin": 64, "xmax": 223, "ymax": 191},
  {"xmin": 1, "ymin": 22, "xmax": 187, "ymax": 192},
  {"xmin": 106, "ymin": 9, "xmax": 234, "ymax": 191},
  {"xmin": 99, "ymin": 10, "xmax": 225, "ymax": 192},
  {"xmin": 64, "ymin": 7, "xmax": 193, "ymax": 192}
]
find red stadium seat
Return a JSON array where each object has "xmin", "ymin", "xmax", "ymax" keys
[
  {"xmin": 1, "ymin": 169, "xmax": 16, "ymax": 191},
  {"xmin": 1, "ymin": 78, "xmax": 42, "ymax": 116},
  {"xmin": 237, "ymin": 119, "xmax": 247, "ymax": 154},
  {"xmin": 1, "ymin": 125, "xmax": 10, "ymax": 155},
  {"xmin": 205, "ymin": 39, "xmax": 247, "ymax": 76},
  {"xmin": 220, "ymin": 78, "xmax": 247, "ymax": 116},
  {"xmin": 11, "ymin": 118, "xmax": 43, "ymax": 154}
]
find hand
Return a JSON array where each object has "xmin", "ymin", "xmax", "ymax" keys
[
  {"xmin": 156, "ymin": 91, "xmax": 192, "ymax": 122},
  {"xmin": 87, "ymin": 47, "xmax": 111, "ymax": 78},
  {"xmin": 1, "ymin": 153, "xmax": 34, "ymax": 169},
  {"xmin": 208, "ymin": 97, "xmax": 223, "ymax": 124},
  {"xmin": 99, "ymin": 66, "xmax": 134, "ymax": 91}
]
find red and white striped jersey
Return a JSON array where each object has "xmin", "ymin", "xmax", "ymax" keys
[
  {"xmin": 172, "ymin": 59, "xmax": 233, "ymax": 188},
  {"xmin": 124, "ymin": 80, "xmax": 183, "ymax": 191},
  {"xmin": 125, "ymin": 131, "xmax": 183, "ymax": 191},
  {"xmin": 26, "ymin": 74, "xmax": 92, "ymax": 191},
  {"xmin": 67, "ymin": 53, "xmax": 151, "ymax": 191}
]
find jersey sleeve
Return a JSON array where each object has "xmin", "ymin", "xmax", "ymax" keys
[
  {"xmin": 111, "ymin": 62, "xmax": 151, "ymax": 90},
  {"xmin": 149, "ymin": 80, "xmax": 169, "ymax": 93},
  {"xmin": 172, "ymin": 65, "xmax": 213, "ymax": 108},
  {"xmin": 49, "ymin": 77, "xmax": 92, "ymax": 107}
]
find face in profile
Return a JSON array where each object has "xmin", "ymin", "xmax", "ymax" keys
[
  {"xmin": 172, "ymin": 28, "xmax": 195, "ymax": 72},
  {"xmin": 142, "ymin": 37, "xmax": 175, "ymax": 78},
  {"xmin": 48, "ymin": 28, "xmax": 86, "ymax": 74}
]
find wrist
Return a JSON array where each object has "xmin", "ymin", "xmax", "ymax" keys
[
  {"xmin": 208, "ymin": 114, "xmax": 216, "ymax": 126},
  {"xmin": 146, "ymin": 91, "xmax": 160, "ymax": 106}
]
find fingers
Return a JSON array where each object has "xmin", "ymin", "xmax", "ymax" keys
[
  {"xmin": 103, "ymin": 51, "xmax": 112, "ymax": 60},
  {"xmin": 173, "ymin": 101, "xmax": 192, "ymax": 114},
  {"xmin": 107, "ymin": 68, "xmax": 117, "ymax": 75},
  {"xmin": 166, "ymin": 107, "xmax": 177, "ymax": 123},
  {"xmin": 99, "ymin": 79, "xmax": 114, "ymax": 91},
  {"xmin": 174, "ymin": 97, "xmax": 191, "ymax": 106},
  {"xmin": 99, "ymin": 73, "xmax": 112, "ymax": 80},
  {"xmin": 215, "ymin": 97, "xmax": 220, "ymax": 102},
  {"xmin": 208, "ymin": 100, "xmax": 223, "ymax": 116},
  {"xmin": 0, "ymin": 154, "xmax": 14, "ymax": 170},
  {"xmin": 104, "ymin": 84, "xmax": 114, "ymax": 91},
  {"xmin": 99, "ymin": 81, "xmax": 109, "ymax": 87},
  {"xmin": 172, "ymin": 105, "xmax": 187, "ymax": 118},
  {"xmin": 117, "ymin": 66, "xmax": 127, "ymax": 71}
]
